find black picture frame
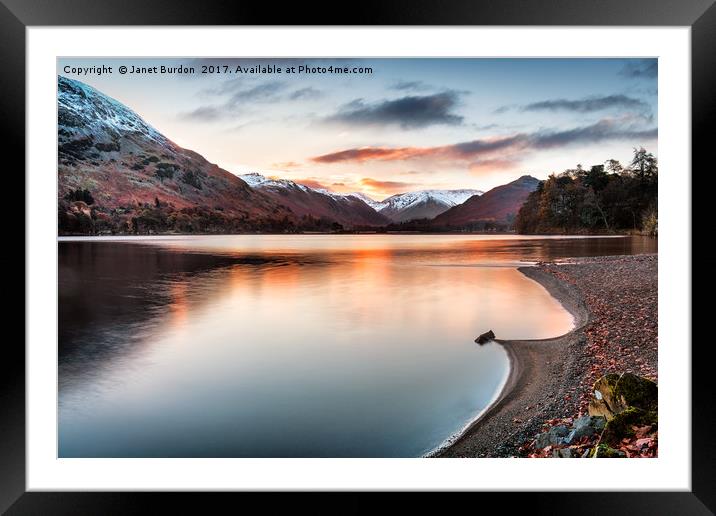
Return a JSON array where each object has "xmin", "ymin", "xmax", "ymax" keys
[{"xmin": 4, "ymin": 0, "xmax": 714, "ymax": 513}]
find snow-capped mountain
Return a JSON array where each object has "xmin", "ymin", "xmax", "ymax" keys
[
  {"xmin": 339, "ymin": 191, "xmax": 386, "ymax": 212},
  {"xmin": 238, "ymin": 173, "xmax": 483, "ymax": 224},
  {"xmin": 57, "ymin": 76, "xmax": 529, "ymax": 235},
  {"xmin": 238, "ymin": 173, "xmax": 390, "ymax": 227},
  {"xmin": 58, "ymin": 75, "xmax": 168, "ymax": 150},
  {"xmin": 314, "ymin": 189, "xmax": 385, "ymax": 211},
  {"xmin": 58, "ymin": 76, "xmax": 299, "ymax": 234},
  {"xmin": 239, "ymin": 172, "xmax": 311, "ymax": 192},
  {"xmin": 376, "ymin": 189, "xmax": 483, "ymax": 222}
]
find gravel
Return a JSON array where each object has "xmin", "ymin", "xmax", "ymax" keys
[{"xmin": 436, "ymin": 253, "xmax": 657, "ymax": 458}]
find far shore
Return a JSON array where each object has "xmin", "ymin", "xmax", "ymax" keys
[
  {"xmin": 436, "ymin": 253, "xmax": 657, "ymax": 458},
  {"xmin": 57, "ymin": 233, "xmax": 638, "ymax": 240}
]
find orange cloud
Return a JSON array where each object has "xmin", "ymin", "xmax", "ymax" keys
[
  {"xmin": 310, "ymin": 136, "xmax": 528, "ymax": 164},
  {"xmin": 309, "ymin": 119, "xmax": 657, "ymax": 166},
  {"xmin": 311, "ymin": 146, "xmax": 437, "ymax": 164},
  {"xmin": 272, "ymin": 161, "xmax": 302, "ymax": 169},
  {"xmin": 359, "ymin": 177, "xmax": 417, "ymax": 195},
  {"xmin": 293, "ymin": 178, "xmax": 329, "ymax": 189}
]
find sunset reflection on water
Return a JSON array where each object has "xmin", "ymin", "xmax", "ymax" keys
[{"xmin": 58, "ymin": 234, "xmax": 655, "ymax": 457}]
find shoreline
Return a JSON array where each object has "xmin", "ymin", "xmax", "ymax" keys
[{"xmin": 435, "ymin": 265, "xmax": 591, "ymax": 458}]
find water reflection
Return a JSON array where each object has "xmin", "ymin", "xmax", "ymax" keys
[{"xmin": 58, "ymin": 235, "xmax": 655, "ymax": 457}]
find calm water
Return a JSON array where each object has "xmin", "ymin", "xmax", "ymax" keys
[{"xmin": 58, "ymin": 234, "xmax": 656, "ymax": 457}]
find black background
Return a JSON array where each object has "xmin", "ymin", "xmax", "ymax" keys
[{"xmin": 2, "ymin": 0, "xmax": 714, "ymax": 513}]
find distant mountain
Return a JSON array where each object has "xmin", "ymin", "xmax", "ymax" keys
[
  {"xmin": 58, "ymin": 76, "xmax": 300, "ymax": 234},
  {"xmin": 324, "ymin": 190, "xmax": 386, "ymax": 212},
  {"xmin": 239, "ymin": 173, "xmax": 390, "ymax": 227},
  {"xmin": 56, "ymin": 76, "xmax": 535, "ymax": 235},
  {"xmin": 430, "ymin": 175, "xmax": 540, "ymax": 229},
  {"xmin": 374, "ymin": 189, "xmax": 483, "ymax": 222}
]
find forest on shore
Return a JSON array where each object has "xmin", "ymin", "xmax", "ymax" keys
[{"xmin": 515, "ymin": 148, "xmax": 658, "ymax": 235}]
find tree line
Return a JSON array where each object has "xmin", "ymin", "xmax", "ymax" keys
[{"xmin": 515, "ymin": 147, "xmax": 657, "ymax": 235}]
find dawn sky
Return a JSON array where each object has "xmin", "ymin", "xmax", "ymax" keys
[{"xmin": 57, "ymin": 58, "xmax": 657, "ymax": 199}]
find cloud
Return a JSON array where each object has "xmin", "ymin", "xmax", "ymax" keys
[
  {"xmin": 619, "ymin": 60, "xmax": 658, "ymax": 79},
  {"xmin": 289, "ymin": 87, "xmax": 323, "ymax": 100},
  {"xmin": 450, "ymin": 134, "xmax": 528, "ymax": 157},
  {"xmin": 496, "ymin": 95, "xmax": 650, "ymax": 115},
  {"xmin": 294, "ymin": 178, "xmax": 329, "ymax": 189},
  {"xmin": 180, "ymin": 105, "xmax": 223, "ymax": 121},
  {"xmin": 521, "ymin": 94, "xmax": 650, "ymax": 114},
  {"xmin": 492, "ymin": 105, "xmax": 513, "ymax": 114},
  {"xmin": 324, "ymin": 91, "xmax": 464, "ymax": 129},
  {"xmin": 271, "ymin": 161, "xmax": 302, "ymax": 169},
  {"xmin": 226, "ymin": 81, "xmax": 286, "ymax": 107},
  {"xmin": 473, "ymin": 123, "xmax": 500, "ymax": 131},
  {"xmin": 311, "ymin": 147, "xmax": 437, "ymax": 164},
  {"xmin": 390, "ymin": 80, "xmax": 431, "ymax": 91},
  {"xmin": 310, "ymin": 118, "xmax": 657, "ymax": 164},
  {"xmin": 530, "ymin": 119, "xmax": 657, "ymax": 149},
  {"xmin": 360, "ymin": 178, "xmax": 417, "ymax": 194},
  {"xmin": 181, "ymin": 80, "xmax": 292, "ymax": 122}
]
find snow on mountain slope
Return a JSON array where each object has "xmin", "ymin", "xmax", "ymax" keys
[
  {"xmin": 239, "ymin": 173, "xmax": 390, "ymax": 227},
  {"xmin": 315, "ymin": 189, "xmax": 385, "ymax": 211},
  {"xmin": 377, "ymin": 189, "xmax": 483, "ymax": 222},
  {"xmin": 239, "ymin": 174, "xmax": 483, "ymax": 224},
  {"xmin": 239, "ymin": 172, "xmax": 310, "ymax": 192},
  {"xmin": 58, "ymin": 75, "xmax": 167, "ymax": 147},
  {"xmin": 57, "ymin": 75, "xmax": 301, "ymax": 234}
]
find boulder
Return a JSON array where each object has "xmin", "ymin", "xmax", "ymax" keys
[
  {"xmin": 589, "ymin": 443, "xmax": 627, "ymax": 458},
  {"xmin": 535, "ymin": 432, "xmax": 551, "ymax": 449},
  {"xmin": 535, "ymin": 425, "xmax": 569, "ymax": 449},
  {"xmin": 575, "ymin": 415, "xmax": 606, "ymax": 432},
  {"xmin": 588, "ymin": 372, "xmax": 657, "ymax": 421},
  {"xmin": 475, "ymin": 330, "xmax": 495, "ymax": 344},
  {"xmin": 561, "ymin": 415, "xmax": 606, "ymax": 445},
  {"xmin": 552, "ymin": 448, "xmax": 574, "ymax": 458},
  {"xmin": 601, "ymin": 407, "xmax": 657, "ymax": 447},
  {"xmin": 564, "ymin": 425, "xmax": 593, "ymax": 444}
]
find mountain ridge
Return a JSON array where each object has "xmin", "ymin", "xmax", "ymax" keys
[
  {"xmin": 375, "ymin": 188, "xmax": 483, "ymax": 222},
  {"xmin": 57, "ymin": 76, "xmax": 537, "ymax": 234},
  {"xmin": 430, "ymin": 175, "xmax": 540, "ymax": 229},
  {"xmin": 238, "ymin": 172, "xmax": 390, "ymax": 227}
]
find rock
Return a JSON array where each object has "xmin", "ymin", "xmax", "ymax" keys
[
  {"xmin": 562, "ymin": 416, "xmax": 605, "ymax": 445},
  {"xmin": 535, "ymin": 425, "xmax": 569, "ymax": 448},
  {"xmin": 615, "ymin": 372, "xmax": 658, "ymax": 412},
  {"xmin": 552, "ymin": 448, "xmax": 574, "ymax": 458},
  {"xmin": 588, "ymin": 373, "xmax": 657, "ymax": 421},
  {"xmin": 587, "ymin": 373, "xmax": 621, "ymax": 420},
  {"xmin": 535, "ymin": 432, "xmax": 551, "ymax": 449},
  {"xmin": 589, "ymin": 444, "xmax": 627, "ymax": 458},
  {"xmin": 475, "ymin": 330, "xmax": 495, "ymax": 344},
  {"xmin": 564, "ymin": 426, "xmax": 592, "ymax": 445},
  {"xmin": 592, "ymin": 416, "xmax": 607, "ymax": 432},
  {"xmin": 601, "ymin": 407, "xmax": 657, "ymax": 446}
]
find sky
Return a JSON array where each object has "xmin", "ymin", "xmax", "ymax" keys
[{"xmin": 57, "ymin": 58, "xmax": 657, "ymax": 200}]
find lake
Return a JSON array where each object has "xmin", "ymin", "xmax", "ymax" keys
[{"xmin": 58, "ymin": 234, "xmax": 656, "ymax": 457}]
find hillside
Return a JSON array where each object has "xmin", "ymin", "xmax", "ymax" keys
[
  {"xmin": 430, "ymin": 175, "xmax": 540, "ymax": 229},
  {"xmin": 58, "ymin": 76, "xmax": 341, "ymax": 235},
  {"xmin": 376, "ymin": 189, "xmax": 483, "ymax": 222},
  {"xmin": 239, "ymin": 173, "xmax": 390, "ymax": 227}
]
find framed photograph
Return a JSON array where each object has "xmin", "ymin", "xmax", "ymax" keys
[{"xmin": 5, "ymin": 0, "xmax": 713, "ymax": 512}]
